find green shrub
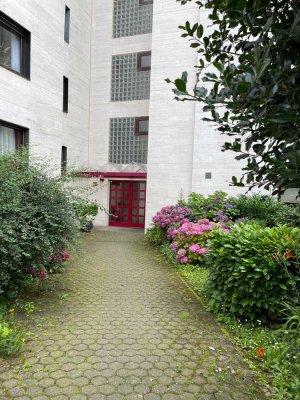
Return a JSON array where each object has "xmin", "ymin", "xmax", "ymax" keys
[
  {"xmin": 206, "ymin": 223, "xmax": 300, "ymax": 320},
  {"xmin": 146, "ymin": 225, "xmax": 168, "ymax": 246},
  {"xmin": 0, "ymin": 151, "xmax": 79, "ymax": 299},
  {"xmin": 186, "ymin": 191, "xmax": 239, "ymax": 222},
  {"xmin": 230, "ymin": 194, "xmax": 299, "ymax": 227}
]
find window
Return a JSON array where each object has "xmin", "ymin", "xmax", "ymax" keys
[
  {"xmin": 0, "ymin": 11, "xmax": 30, "ymax": 78},
  {"xmin": 63, "ymin": 76, "xmax": 69, "ymax": 113},
  {"xmin": 113, "ymin": 0, "xmax": 153, "ymax": 38},
  {"xmin": 61, "ymin": 146, "xmax": 67, "ymax": 174},
  {"xmin": 137, "ymin": 51, "xmax": 151, "ymax": 71},
  {"xmin": 135, "ymin": 117, "xmax": 149, "ymax": 135},
  {"xmin": 109, "ymin": 118, "xmax": 148, "ymax": 164},
  {"xmin": 0, "ymin": 120, "xmax": 28, "ymax": 155},
  {"xmin": 139, "ymin": 0, "xmax": 153, "ymax": 5},
  {"xmin": 111, "ymin": 53, "xmax": 151, "ymax": 101},
  {"xmin": 64, "ymin": 6, "xmax": 70, "ymax": 43}
]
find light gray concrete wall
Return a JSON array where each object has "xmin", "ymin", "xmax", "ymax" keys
[
  {"xmin": 145, "ymin": 0, "xmax": 199, "ymax": 227},
  {"xmin": 0, "ymin": 0, "xmax": 91, "ymax": 169}
]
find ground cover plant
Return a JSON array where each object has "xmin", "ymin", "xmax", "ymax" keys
[{"xmin": 147, "ymin": 191, "xmax": 300, "ymax": 399}]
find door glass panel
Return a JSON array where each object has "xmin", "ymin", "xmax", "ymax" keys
[
  {"xmin": 139, "ymin": 209, "xmax": 145, "ymax": 216},
  {"xmin": 140, "ymin": 200, "xmax": 145, "ymax": 207},
  {"xmin": 140, "ymin": 182, "xmax": 146, "ymax": 190},
  {"xmin": 133, "ymin": 200, "xmax": 138, "ymax": 207},
  {"xmin": 124, "ymin": 182, "xmax": 129, "ymax": 189},
  {"xmin": 139, "ymin": 217, "xmax": 144, "ymax": 224},
  {"xmin": 111, "ymin": 198, "xmax": 116, "ymax": 206},
  {"xmin": 140, "ymin": 192, "xmax": 145, "ymax": 199},
  {"xmin": 124, "ymin": 208, "xmax": 128, "ymax": 215},
  {"xmin": 132, "ymin": 217, "xmax": 137, "ymax": 224},
  {"xmin": 132, "ymin": 209, "xmax": 137, "ymax": 215}
]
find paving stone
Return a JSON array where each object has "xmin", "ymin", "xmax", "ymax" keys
[{"xmin": 0, "ymin": 229, "xmax": 270, "ymax": 400}]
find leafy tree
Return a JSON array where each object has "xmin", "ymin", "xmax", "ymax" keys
[{"xmin": 168, "ymin": 0, "xmax": 300, "ymax": 195}]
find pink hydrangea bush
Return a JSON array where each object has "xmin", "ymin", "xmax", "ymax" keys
[{"xmin": 170, "ymin": 219, "xmax": 229, "ymax": 265}]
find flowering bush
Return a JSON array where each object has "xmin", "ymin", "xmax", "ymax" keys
[
  {"xmin": 0, "ymin": 151, "xmax": 78, "ymax": 299},
  {"xmin": 26, "ymin": 250, "xmax": 71, "ymax": 280},
  {"xmin": 152, "ymin": 205, "xmax": 190, "ymax": 229},
  {"xmin": 186, "ymin": 191, "xmax": 240, "ymax": 222},
  {"xmin": 170, "ymin": 219, "xmax": 223, "ymax": 265}
]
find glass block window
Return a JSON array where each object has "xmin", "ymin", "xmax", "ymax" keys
[
  {"xmin": 111, "ymin": 52, "xmax": 151, "ymax": 102},
  {"xmin": 113, "ymin": 0, "xmax": 153, "ymax": 39},
  {"xmin": 109, "ymin": 118, "xmax": 148, "ymax": 164}
]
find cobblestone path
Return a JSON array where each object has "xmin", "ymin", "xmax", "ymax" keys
[{"xmin": 0, "ymin": 228, "xmax": 270, "ymax": 400}]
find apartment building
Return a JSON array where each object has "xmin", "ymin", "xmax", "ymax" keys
[{"xmin": 0, "ymin": 0, "xmax": 245, "ymax": 229}]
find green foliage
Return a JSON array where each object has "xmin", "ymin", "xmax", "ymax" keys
[
  {"xmin": 72, "ymin": 198, "xmax": 98, "ymax": 230},
  {"xmin": 230, "ymin": 194, "xmax": 300, "ymax": 227},
  {"xmin": 0, "ymin": 150, "xmax": 79, "ymax": 299},
  {"xmin": 186, "ymin": 191, "xmax": 239, "ymax": 222},
  {"xmin": 0, "ymin": 320, "xmax": 23, "ymax": 356},
  {"xmin": 206, "ymin": 223, "xmax": 300, "ymax": 320},
  {"xmin": 169, "ymin": 0, "xmax": 300, "ymax": 194},
  {"xmin": 0, "ymin": 304, "xmax": 23, "ymax": 356},
  {"xmin": 146, "ymin": 225, "xmax": 168, "ymax": 246}
]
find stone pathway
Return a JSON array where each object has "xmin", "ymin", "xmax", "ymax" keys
[{"xmin": 0, "ymin": 228, "xmax": 270, "ymax": 400}]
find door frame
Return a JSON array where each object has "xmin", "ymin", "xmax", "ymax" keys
[{"xmin": 109, "ymin": 180, "xmax": 146, "ymax": 228}]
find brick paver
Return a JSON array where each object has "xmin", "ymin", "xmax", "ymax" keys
[{"xmin": 0, "ymin": 228, "xmax": 270, "ymax": 399}]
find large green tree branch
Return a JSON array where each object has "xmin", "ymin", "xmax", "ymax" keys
[{"xmin": 168, "ymin": 0, "xmax": 300, "ymax": 194}]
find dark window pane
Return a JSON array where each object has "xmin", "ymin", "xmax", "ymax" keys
[
  {"xmin": 61, "ymin": 146, "xmax": 67, "ymax": 175},
  {"xmin": 0, "ymin": 121, "xmax": 27, "ymax": 155},
  {"xmin": 63, "ymin": 76, "xmax": 69, "ymax": 113},
  {"xmin": 64, "ymin": 6, "xmax": 70, "ymax": 43},
  {"xmin": 0, "ymin": 12, "xmax": 30, "ymax": 78},
  {"xmin": 0, "ymin": 26, "xmax": 21, "ymax": 72}
]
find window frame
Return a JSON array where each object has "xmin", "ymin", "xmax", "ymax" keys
[
  {"xmin": 0, "ymin": 11, "xmax": 31, "ymax": 79},
  {"xmin": 0, "ymin": 119, "xmax": 29, "ymax": 154},
  {"xmin": 135, "ymin": 117, "xmax": 149, "ymax": 136},
  {"xmin": 139, "ymin": 0, "xmax": 153, "ymax": 5},
  {"xmin": 63, "ymin": 76, "xmax": 69, "ymax": 113},
  {"xmin": 64, "ymin": 6, "xmax": 70, "ymax": 43},
  {"xmin": 137, "ymin": 51, "xmax": 151, "ymax": 72}
]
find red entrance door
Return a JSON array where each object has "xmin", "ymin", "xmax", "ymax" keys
[{"xmin": 109, "ymin": 181, "xmax": 146, "ymax": 228}]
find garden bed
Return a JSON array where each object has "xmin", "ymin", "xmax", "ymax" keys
[{"xmin": 146, "ymin": 191, "xmax": 300, "ymax": 400}]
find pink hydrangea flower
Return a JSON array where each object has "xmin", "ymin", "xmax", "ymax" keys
[
  {"xmin": 39, "ymin": 270, "xmax": 47, "ymax": 279},
  {"xmin": 180, "ymin": 256, "xmax": 189, "ymax": 264}
]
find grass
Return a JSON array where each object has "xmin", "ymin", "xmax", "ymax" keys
[{"xmin": 155, "ymin": 242, "xmax": 300, "ymax": 400}]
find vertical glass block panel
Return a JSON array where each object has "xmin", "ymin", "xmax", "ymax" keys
[
  {"xmin": 109, "ymin": 117, "xmax": 148, "ymax": 164},
  {"xmin": 111, "ymin": 52, "xmax": 151, "ymax": 101},
  {"xmin": 113, "ymin": 0, "xmax": 153, "ymax": 39}
]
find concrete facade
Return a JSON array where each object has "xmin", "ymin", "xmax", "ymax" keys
[
  {"xmin": 0, "ymin": 0, "xmax": 246, "ymax": 228},
  {"xmin": 0, "ymin": 0, "xmax": 91, "ymax": 167}
]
